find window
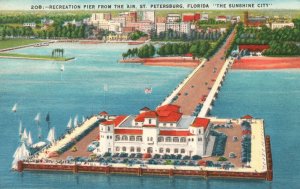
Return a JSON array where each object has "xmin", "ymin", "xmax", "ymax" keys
[
  {"xmin": 130, "ymin": 147, "xmax": 134, "ymax": 152},
  {"xmin": 192, "ymin": 138, "xmax": 194, "ymax": 142},
  {"xmin": 163, "ymin": 123, "xmax": 166, "ymax": 126},
  {"xmin": 115, "ymin": 135, "xmax": 120, "ymax": 141},
  {"xmin": 166, "ymin": 148, "xmax": 170, "ymax": 153},
  {"xmin": 180, "ymin": 137, "xmax": 186, "ymax": 142},
  {"xmin": 174, "ymin": 148, "xmax": 179, "ymax": 153},
  {"xmin": 150, "ymin": 137, "xmax": 153, "ymax": 141},
  {"xmin": 122, "ymin": 147, "xmax": 126, "ymax": 152},
  {"xmin": 159, "ymin": 148, "xmax": 164, "ymax": 153},
  {"xmin": 110, "ymin": 136, "xmax": 112, "ymax": 139},
  {"xmin": 116, "ymin": 147, "xmax": 120, "ymax": 151},
  {"xmin": 107, "ymin": 136, "xmax": 109, "ymax": 139},
  {"xmin": 199, "ymin": 129, "xmax": 201, "ymax": 134},
  {"xmin": 135, "ymin": 122, "xmax": 138, "ymax": 126},
  {"xmin": 166, "ymin": 137, "xmax": 171, "ymax": 142},
  {"xmin": 158, "ymin": 137, "xmax": 164, "ymax": 142},
  {"xmin": 122, "ymin": 135, "xmax": 128, "ymax": 141},
  {"xmin": 173, "ymin": 137, "xmax": 179, "ymax": 142},
  {"xmin": 136, "ymin": 136, "xmax": 142, "ymax": 141},
  {"xmin": 130, "ymin": 136, "xmax": 135, "ymax": 141},
  {"xmin": 188, "ymin": 138, "xmax": 190, "ymax": 142},
  {"xmin": 198, "ymin": 137, "xmax": 202, "ymax": 141},
  {"xmin": 137, "ymin": 147, "xmax": 141, "ymax": 152},
  {"xmin": 149, "ymin": 119, "xmax": 152, "ymax": 124},
  {"xmin": 181, "ymin": 149, "xmax": 185, "ymax": 154},
  {"xmin": 108, "ymin": 126, "xmax": 110, "ymax": 132}
]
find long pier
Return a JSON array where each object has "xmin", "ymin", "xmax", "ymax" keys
[{"xmin": 198, "ymin": 57, "xmax": 234, "ymax": 117}]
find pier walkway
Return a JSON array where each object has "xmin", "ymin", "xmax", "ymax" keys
[
  {"xmin": 38, "ymin": 116, "xmax": 98, "ymax": 159},
  {"xmin": 160, "ymin": 30, "xmax": 236, "ymax": 115}
]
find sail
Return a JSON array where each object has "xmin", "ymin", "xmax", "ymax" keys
[
  {"xmin": 82, "ymin": 116, "xmax": 85, "ymax": 123},
  {"xmin": 19, "ymin": 121, "xmax": 23, "ymax": 137},
  {"xmin": 12, "ymin": 103, "xmax": 17, "ymax": 112},
  {"xmin": 21, "ymin": 128, "xmax": 28, "ymax": 142},
  {"xmin": 47, "ymin": 127, "xmax": 55, "ymax": 143},
  {"xmin": 73, "ymin": 115, "xmax": 78, "ymax": 127},
  {"xmin": 27, "ymin": 131, "xmax": 33, "ymax": 146},
  {"xmin": 46, "ymin": 112, "xmax": 50, "ymax": 122},
  {"xmin": 12, "ymin": 143, "xmax": 30, "ymax": 170},
  {"xmin": 67, "ymin": 117, "xmax": 72, "ymax": 129},
  {"xmin": 60, "ymin": 64, "xmax": 64, "ymax": 71},
  {"xmin": 34, "ymin": 113, "xmax": 41, "ymax": 123}
]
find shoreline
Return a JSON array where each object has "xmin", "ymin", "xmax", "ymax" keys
[
  {"xmin": 0, "ymin": 55, "xmax": 75, "ymax": 61},
  {"xmin": 232, "ymin": 56, "xmax": 300, "ymax": 70},
  {"xmin": 120, "ymin": 57, "xmax": 200, "ymax": 68}
]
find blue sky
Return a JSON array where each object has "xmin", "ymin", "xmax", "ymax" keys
[{"xmin": 0, "ymin": 0, "xmax": 299, "ymax": 10}]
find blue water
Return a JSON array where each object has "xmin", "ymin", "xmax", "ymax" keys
[{"xmin": 0, "ymin": 43, "xmax": 299, "ymax": 189}]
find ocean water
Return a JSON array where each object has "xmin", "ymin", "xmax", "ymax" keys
[{"xmin": 0, "ymin": 43, "xmax": 299, "ymax": 189}]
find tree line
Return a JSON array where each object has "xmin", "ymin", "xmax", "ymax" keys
[{"xmin": 122, "ymin": 44, "xmax": 155, "ymax": 59}]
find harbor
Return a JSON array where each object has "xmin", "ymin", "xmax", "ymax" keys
[{"xmin": 10, "ymin": 29, "xmax": 273, "ymax": 181}]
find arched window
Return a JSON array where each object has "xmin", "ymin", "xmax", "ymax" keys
[
  {"xmin": 180, "ymin": 137, "xmax": 186, "ymax": 142},
  {"xmin": 116, "ymin": 147, "xmax": 120, "ymax": 151},
  {"xmin": 173, "ymin": 137, "xmax": 179, "ymax": 142},
  {"xmin": 158, "ymin": 137, "xmax": 164, "ymax": 142},
  {"xmin": 149, "ymin": 119, "xmax": 152, "ymax": 124},
  {"xmin": 108, "ymin": 126, "xmax": 110, "ymax": 132},
  {"xmin": 130, "ymin": 146, "xmax": 134, "ymax": 152},
  {"xmin": 136, "ymin": 136, "xmax": 142, "ymax": 141},
  {"xmin": 130, "ymin": 136, "xmax": 135, "ymax": 141},
  {"xmin": 122, "ymin": 135, "xmax": 128, "ymax": 141},
  {"xmin": 174, "ymin": 148, "xmax": 179, "ymax": 153},
  {"xmin": 198, "ymin": 137, "xmax": 202, "ymax": 141},
  {"xmin": 199, "ymin": 129, "xmax": 201, "ymax": 134},
  {"xmin": 137, "ymin": 147, "xmax": 141, "ymax": 152},
  {"xmin": 122, "ymin": 147, "xmax": 126, "ymax": 152},
  {"xmin": 166, "ymin": 137, "xmax": 171, "ymax": 142},
  {"xmin": 181, "ymin": 149, "xmax": 185, "ymax": 154},
  {"xmin": 159, "ymin": 148, "xmax": 164, "ymax": 153},
  {"xmin": 166, "ymin": 148, "xmax": 170, "ymax": 153}
]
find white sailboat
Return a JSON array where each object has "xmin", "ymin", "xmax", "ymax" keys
[
  {"xmin": 60, "ymin": 64, "xmax": 65, "ymax": 72},
  {"xmin": 47, "ymin": 127, "xmax": 56, "ymax": 143},
  {"xmin": 73, "ymin": 115, "xmax": 78, "ymax": 127},
  {"xmin": 27, "ymin": 131, "xmax": 33, "ymax": 146},
  {"xmin": 19, "ymin": 121, "xmax": 23, "ymax": 138},
  {"xmin": 12, "ymin": 143, "xmax": 30, "ymax": 170},
  {"xmin": 67, "ymin": 117, "xmax": 72, "ymax": 129},
  {"xmin": 34, "ymin": 113, "xmax": 41, "ymax": 124},
  {"xmin": 82, "ymin": 116, "xmax": 85, "ymax": 123},
  {"xmin": 12, "ymin": 103, "xmax": 17, "ymax": 112},
  {"xmin": 21, "ymin": 128, "xmax": 28, "ymax": 142}
]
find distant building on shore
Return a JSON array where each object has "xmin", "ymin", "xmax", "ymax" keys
[
  {"xmin": 270, "ymin": 22, "xmax": 294, "ymax": 29},
  {"xmin": 244, "ymin": 11, "xmax": 267, "ymax": 27},
  {"xmin": 23, "ymin": 22, "xmax": 36, "ymax": 28},
  {"xmin": 98, "ymin": 104, "xmax": 212, "ymax": 156},
  {"xmin": 182, "ymin": 13, "xmax": 201, "ymax": 22}
]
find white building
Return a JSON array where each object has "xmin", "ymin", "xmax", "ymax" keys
[
  {"xmin": 167, "ymin": 13, "xmax": 181, "ymax": 23},
  {"xmin": 215, "ymin": 16, "xmax": 227, "ymax": 22},
  {"xmin": 23, "ymin": 22, "xmax": 36, "ymax": 28},
  {"xmin": 140, "ymin": 11, "xmax": 155, "ymax": 23},
  {"xmin": 201, "ymin": 13, "xmax": 209, "ymax": 21},
  {"xmin": 63, "ymin": 19, "xmax": 82, "ymax": 27},
  {"xmin": 271, "ymin": 22, "xmax": 294, "ymax": 30},
  {"xmin": 98, "ymin": 105, "xmax": 212, "ymax": 156},
  {"xmin": 166, "ymin": 22, "xmax": 191, "ymax": 35},
  {"xmin": 156, "ymin": 23, "xmax": 166, "ymax": 34}
]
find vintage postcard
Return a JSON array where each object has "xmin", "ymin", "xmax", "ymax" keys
[{"xmin": 0, "ymin": 0, "xmax": 299, "ymax": 188}]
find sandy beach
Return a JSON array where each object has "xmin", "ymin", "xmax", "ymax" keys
[{"xmin": 232, "ymin": 57, "xmax": 300, "ymax": 70}]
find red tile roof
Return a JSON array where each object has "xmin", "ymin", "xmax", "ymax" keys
[
  {"xmin": 101, "ymin": 115, "xmax": 127, "ymax": 127},
  {"xmin": 156, "ymin": 104, "xmax": 180, "ymax": 113},
  {"xmin": 159, "ymin": 130, "xmax": 193, "ymax": 136},
  {"xmin": 217, "ymin": 16, "xmax": 227, "ymax": 19},
  {"xmin": 242, "ymin": 130, "xmax": 252, "ymax": 135},
  {"xmin": 191, "ymin": 118, "xmax": 210, "ymax": 129},
  {"xmin": 158, "ymin": 111, "xmax": 182, "ymax": 123},
  {"xmin": 99, "ymin": 111, "xmax": 108, "ymax": 115},
  {"xmin": 239, "ymin": 45, "xmax": 269, "ymax": 52},
  {"xmin": 144, "ymin": 111, "xmax": 158, "ymax": 118},
  {"xmin": 241, "ymin": 115, "xmax": 253, "ymax": 119},
  {"xmin": 114, "ymin": 129, "xmax": 143, "ymax": 135},
  {"xmin": 135, "ymin": 112, "xmax": 146, "ymax": 122}
]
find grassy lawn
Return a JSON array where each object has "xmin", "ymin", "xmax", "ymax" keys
[
  {"xmin": 0, "ymin": 39, "xmax": 42, "ymax": 50},
  {"xmin": 0, "ymin": 53, "xmax": 74, "ymax": 61}
]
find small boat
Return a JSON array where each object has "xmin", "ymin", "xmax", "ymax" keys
[
  {"xmin": 19, "ymin": 121, "xmax": 23, "ymax": 137},
  {"xmin": 41, "ymin": 42, "xmax": 49, "ymax": 46},
  {"xmin": 67, "ymin": 117, "xmax": 72, "ymax": 129},
  {"xmin": 34, "ymin": 113, "xmax": 41, "ymax": 124},
  {"xmin": 12, "ymin": 103, "xmax": 17, "ymax": 112},
  {"xmin": 34, "ymin": 43, "xmax": 41, "ymax": 47},
  {"xmin": 47, "ymin": 127, "xmax": 55, "ymax": 143},
  {"xmin": 73, "ymin": 115, "xmax": 78, "ymax": 127},
  {"xmin": 82, "ymin": 116, "xmax": 85, "ymax": 123},
  {"xmin": 27, "ymin": 131, "xmax": 33, "ymax": 146},
  {"xmin": 60, "ymin": 64, "xmax": 64, "ymax": 72}
]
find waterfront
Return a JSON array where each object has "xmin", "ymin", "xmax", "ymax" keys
[{"xmin": 0, "ymin": 43, "xmax": 299, "ymax": 188}]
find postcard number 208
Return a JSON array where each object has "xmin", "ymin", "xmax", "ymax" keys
[{"xmin": 31, "ymin": 5, "xmax": 43, "ymax": 9}]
